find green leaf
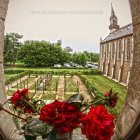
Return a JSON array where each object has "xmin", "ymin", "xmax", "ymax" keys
[
  {"xmin": 67, "ymin": 94, "xmax": 84, "ymax": 109},
  {"xmin": 22, "ymin": 118, "xmax": 53, "ymax": 138}
]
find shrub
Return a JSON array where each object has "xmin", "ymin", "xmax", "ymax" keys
[{"xmin": 5, "ymin": 71, "xmax": 29, "ymax": 85}]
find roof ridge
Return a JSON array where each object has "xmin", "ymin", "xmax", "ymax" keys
[{"xmin": 102, "ymin": 23, "xmax": 133, "ymax": 43}]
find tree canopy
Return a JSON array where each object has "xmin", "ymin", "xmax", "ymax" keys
[{"xmin": 3, "ymin": 33, "xmax": 99, "ymax": 67}]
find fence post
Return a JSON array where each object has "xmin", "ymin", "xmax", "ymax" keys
[
  {"xmin": 24, "ymin": 80, "xmax": 25, "ymax": 89},
  {"xmin": 77, "ymin": 81, "xmax": 79, "ymax": 94},
  {"xmin": 36, "ymin": 71, "xmax": 38, "ymax": 78},
  {"xmin": 43, "ymin": 82, "xmax": 44, "ymax": 94},
  {"xmin": 45, "ymin": 80, "xmax": 47, "ymax": 91},
  {"xmin": 20, "ymin": 78, "xmax": 21, "ymax": 88},
  {"xmin": 56, "ymin": 81, "xmax": 58, "ymax": 95},
  {"xmin": 29, "ymin": 71, "xmax": 30, "ymax": 77},
  {"xmin": 35, "ymin": 82, "xmax": 36, "ymax": 94},
  {"xmin": 27, "ymin": 79, "xmax": 28, "ymax": 89},
  {"xmin": 37, "ymin": 80, "xmax": 38, "ymax": 88}
]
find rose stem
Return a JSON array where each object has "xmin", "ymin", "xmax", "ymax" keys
[
  {"xmin": 82, "ymin": 97, "xmax": 105, "ymax": 112},
  {"xmin": 1, "ymin": 107, "xmax": 27, "ymax": 121},
  {"xmin": 24, "ymin": 100, "xmax": 40, "ymax": 115}
]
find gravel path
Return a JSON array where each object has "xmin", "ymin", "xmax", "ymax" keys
[{"xmin": 56, "ymin": 76, "xmax": 65, "ymax": 101}]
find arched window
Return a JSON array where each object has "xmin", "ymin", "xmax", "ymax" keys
[
  {"xmin": 118, "ymin": 40, "xmax": 122, "ymax": 59},
  {"xmin": 127, "ymin": 38, "xmax": 131, "ymax": 60},
  {"xmin": 112, "ymin": 42, "xmax": 115, "ymax": 59}
]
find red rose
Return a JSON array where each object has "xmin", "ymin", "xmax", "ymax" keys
[
  {"xmin": 40, "ymin": 100, "xmax": 85, "ymax": 134},
  {"xmin": 10, "ymin": 89, "xmax": 29, "ymax": 105},
  {"xmin": 104, "ymin": 92, "xmax": 118, "ymax": 107},
  {"xmin": 10, "ymin": 89, "xmax": 31, "ymax": 111},
  {"xmin": 80, "ymin": 105, "xmax": 115, "ymax": 140}
]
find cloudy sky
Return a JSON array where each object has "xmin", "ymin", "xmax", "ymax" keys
[{"xmin": 5, "ymin": 0, "xmax": 132, "ymax": 53}]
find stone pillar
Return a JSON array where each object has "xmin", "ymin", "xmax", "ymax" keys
[
  {"xmin": 0, "ymin": 0, "xmax": 24, "ymax": 139},
  {"xmin": 112, "ymin": 0, "xmax": 140, "ymax": 139}
]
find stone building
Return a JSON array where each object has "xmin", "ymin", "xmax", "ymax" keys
[{"xmin": 98, "ymin": 5, "xmax": 133, "ymax": 86}]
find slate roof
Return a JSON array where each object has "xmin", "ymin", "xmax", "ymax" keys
[{"xmin": 102, "ymin": 23, "xmax": 133, "ymax": 43}]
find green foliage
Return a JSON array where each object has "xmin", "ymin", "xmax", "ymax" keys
[
  {"xmin": 63, "ymin": 46, "xmax": 73, "ymax": 53},
  {"xmin": 17, "ymin": 40, "xmax": 70, "ymax": 67},
  {"xmin": 22, "ymin": 118, "xmax": 53, "ymax": 138},
  {"xmin": 71, "ymin": 52, "xmax": 88, "ymax": 66},
  {"xmin": 12, "ymin": 116, "xmax": 21, "ymax": 130},
  {"xmin": 4, "ymin": 68, "xmax": 101, "ymax": 76},
  {"xmin": 50, "ymin": 67, "xmax": 87, "ymax": 69},
  {"xmin": 3, "ymin": 33, "xmax": 23, "ymax": 65},
  {"xmin": 5, "ymin": 74, "xmax": 18, "ymax": 81},
  {"xmin": 83, "ymin": 51, "xmax": 99, "ymax": 62},
  {"xmin": 5, "ymin": 71, "xmax": 29, "ymax": 85},
  {"xmin": 79, "ymin": 74, "xmax": 127, "ymax": 123},
  {"xmin": 4, "ymin": 70, "xmax": 24, "ymax": 74}
]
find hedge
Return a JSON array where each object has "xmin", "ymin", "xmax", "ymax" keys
[
  {"xmin": 4, "ymin": 70, "xmax": 25, "ymax": 74},
  {"xmin": 5, "ymin": 71, "xmax": 29, "ymax": 85},
  {"xmin": 79, "ymin": 75, "xmax": 103, "ymax": 99},
  {"xmin": 27, "ymin": 69, "xmax": 102, "ymax": 75},
  {"xmin": 50, "ymin": 67, "xmax": 87, "ymax": 69}
]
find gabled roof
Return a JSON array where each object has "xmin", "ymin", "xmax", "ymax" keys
[{"xmin": 102, "ymin": 23, "xmax": 133, "ymax": 43}]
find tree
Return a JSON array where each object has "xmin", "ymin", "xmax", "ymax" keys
[
  {"xmin": 56, "ymin": 40, "xmax": 62, "ymax": 46},
  {"xmin": 71, "ymin": 52, "xmax": 88, "ymax": 66},
  {"xmin": 90, "ymin": 53, "xmax": 99, "ymax": 62},
  {"xmin": 17, "ymin": 40, "xmax": 70, "ymax": 67},
  {"xmin": 3, "ymin": 33, "xmax": 23, "ymax": 64},
  {"xmin": 63, "ymin": 46, "xmax": 73, "ymax": 53}
]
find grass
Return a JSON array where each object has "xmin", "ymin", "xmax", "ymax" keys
[
  {"xmin": 12, "ymin": 77, "xmax": 35, "ymax": 89},
  {"xmin": 41, "ymin": 94, "xmax": 56, "ymax": 100},
  {"xmin": 4, "ymin": 74, "xmax": 19, "ymax": 81},
  {"xmin": 4, "ymin": 67, "xmax": 90, "ymax": 73},
  {"xmin": 6, "ymin": 90, "xmax": 16, "ymax": 96},
  {"xmin": 15, "ymin": 62, "xmax": 24, "ymax": 66},
  {"xmin": 83, "ymin": 75, "xmax": 127, "ymax": 122},
  {"xmin": 64, "ymin": 94, "xmax": 74, "ymax": 100},
  {"xmin": 47, "ymin": 77, "xmax": 59, "ymax": 91},
  {"xmin": 29, "ymin": 82, "xmax": 36, "ymax": 90},
  {"xmin": 65, "ymin": 77, "xmax": 78, "ymax": 92},
  {"xmin": 29, "ymin": 77, "xmax": 59, "ymax": 91}
]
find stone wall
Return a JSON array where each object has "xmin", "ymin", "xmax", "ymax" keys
[
  {"xmin": 121, "ymin": 61, "xmax": 130, "ymax": 83},
  {"xmin": 0, "ymin": 0, "xmax": 24, "ymax": 139},
  {"xmin": 112, "ymin": 0, "xmax": 140, "ymax": 139}
]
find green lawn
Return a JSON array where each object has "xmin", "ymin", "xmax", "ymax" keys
[
  {"xmin": 83, "ymin": 75, "xmax": 127, "ymax": 122},
  {"xmin": 15, "ymin": 62, "xmax": 25, "ymax": 66},
  {"xmin": 65, "ymin": 77, "xmax": 78, "ymax": 92},
  {"xmin": 41, "ymin": 94, "xmax": 56, "ymax": 100},
  {"xmin": 64, "ymin": 94, "xmax": 74, "ymax": 100},
  {"xmin": 4, "ymin": 67, "xmax": 89, "ymax": 72},
  {"xmin": 47, "ymin": 77, "xmax": 59, "ymax": 91},
  {"xmin": 12, "ymin": 77, "xmax": 35, "ymax": 89},
  {"xmin": 4, "ymin": 74, "xmax": 19, "ymax": 81}
]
